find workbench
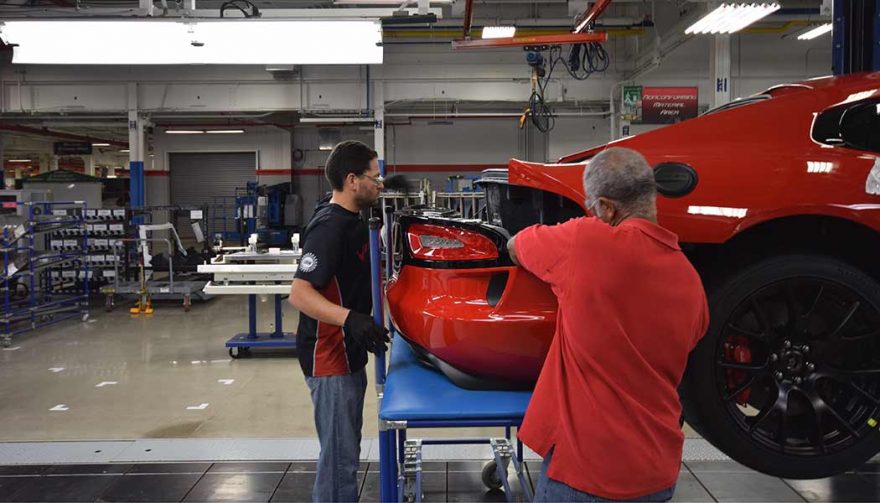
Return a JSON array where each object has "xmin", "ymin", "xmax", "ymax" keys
[
  {"xmin": 197, "ymin": 250, "xmax": 300, "ymax": 358},
  {"xmin": 378, "ymin": 333, "xmax": 533, "ymax": 502}
]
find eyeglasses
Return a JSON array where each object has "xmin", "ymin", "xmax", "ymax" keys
[{"xmin": 358, "ymin": 173, "xmax": 384, "ymax": 186}]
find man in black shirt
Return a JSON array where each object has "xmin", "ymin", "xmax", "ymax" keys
[{"xmin": 289, "ymin": 140, "xmax": 390, "ymax": 502}]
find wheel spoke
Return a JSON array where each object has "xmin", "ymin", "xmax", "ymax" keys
[
  {"xmin": 828, "ymin": 366, "xmax": 880, "ymax": 376},
  {"xmin": 827, "ymin": 301, "xmax": 861, "ymax": 341},
  {"xmin": 717, "ymin": 360, "xmax": 768, "ymax": 373},
  {"xmin": 808, "ymin": 390, "xmax": 861, "ymax": 440},
  {"xmin": 841, "ymin": 329, "xmax": 880, "ymax": 343},
  {"xmin": 723, "ymin": 375, "xmax": 757, "ymax": 402},
  {"xmin": 777, "ymin": 403, "xmax": 789, "ymax": 453},
  {"xmin": 848, "ymin": 381, "xmax": 880, "ymax": 406},
  {"xmin": 727, "ymin": 323, "xmax": 764, "ymax": 340},
  {"xmin": 805, "ymin": 285, "xmax": 825, "ymax": 319},
  {"xmin": 749, "ymin": 386, "xmax": 788, "ymax": 434},
  {"xmin": 749, "ymin": 297, "xmax": 773, "ymax": 339},
  {"xmin": 784, "ymin": 284, "xmax": 801, "ymax": 328}
]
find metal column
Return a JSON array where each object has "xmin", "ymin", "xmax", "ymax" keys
[{"xmin": 711, "ymin": 34, "xmax": 731, "ymax": 108}]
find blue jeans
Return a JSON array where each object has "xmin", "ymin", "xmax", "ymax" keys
[
  {"xmin": 534, "ymin": 448, "xmax": 675, "ymax": 502},
  {"xmin": 306, "ymin": 368, "xmax": 368, "ymax": 503}
]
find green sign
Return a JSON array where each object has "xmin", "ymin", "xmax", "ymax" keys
[{"xmin": 622, "ymin": 85, "xmax": 642, "ymax": 122}]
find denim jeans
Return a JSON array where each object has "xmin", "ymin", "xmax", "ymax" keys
[
  {"xmin": 534, "ymin": 448, "xmax": 675, "ymax": 502},
  {"xmin": 306, "ymin": 368, "xmax": 368, "ymax": 503}
]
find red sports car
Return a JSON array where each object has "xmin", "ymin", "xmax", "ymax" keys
[{"xmin": 386, "ymin": 71, "xmax": 880, "ymax": 479}]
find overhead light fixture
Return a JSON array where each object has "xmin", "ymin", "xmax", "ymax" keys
[
  {"xmin": 91, "ymin": 143, "xmax": 111, "ymax": 147},
  {"xmin": 119, "ymin": 149, "xmax": 130, "ymax": 153},
  {"xmin": 685, "ymin": 3, "xmax": 781, "ymax": 35},
  {"xmin": 481, "ymin": 26, "xmax": 516, "ymax": 39},
  {"xmin": 165, "ymin": 130, "xmax": 205, "ymax": 134},
  {"xmin": 300, "ymin": 117, "xmax": 376, "ymax": 124},
  {"xmin": 205, "ymin": 129, "xmax": 245, "ymax": 134},
  {"xmin": 7, "ymin": 159, "xmax": 31, "ymax": 163},
  {"xmin": 798, "ymin": 23, "xmax": 833, "ymax": 40},
  {"xmin": 0, "ymin": 20, "xmax": 383, "ymax": 65}
]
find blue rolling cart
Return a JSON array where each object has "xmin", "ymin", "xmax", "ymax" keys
[{"xmin": 367, "ymin": 219, "xmax": 534, "ymax": 503}]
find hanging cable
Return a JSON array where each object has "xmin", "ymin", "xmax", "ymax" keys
[
  {"xmin": 220, "ymin": 0, "xmax": 261, "ymax": 18},
  {"xmin": 520, "ymin": 41, "xmax": 610, "ymax": 133}
]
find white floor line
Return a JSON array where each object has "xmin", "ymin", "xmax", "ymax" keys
[{"xmin": 0, "ymin": 438, "xmax": 730, "ymax": 465}]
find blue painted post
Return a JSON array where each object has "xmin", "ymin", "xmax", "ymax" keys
[
  {"xmin": 874, "ymin": 0, "xmax": 880, "ymax": 71},
  {"xmin": 370, "ymin": 217, "xmax": 395, "ymax": 502},
  {"xmin": 274, "ymin": 294, "xmax": 283, "ymax": 337},
  {"xmin": 248, "ymin": 294, "xmax": 257, "ymax": 339},
  {"xmin": 832, "ymin": 0, "xmax": 844, "ymax": 75},
  {"xmin": 130, "ymin": 160, "xmax": 144, "ymax": 224}
]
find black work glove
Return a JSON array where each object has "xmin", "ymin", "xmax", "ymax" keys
[{"xmin": 344, "ymin": 311, "xmax": 390, "ymax": 354}]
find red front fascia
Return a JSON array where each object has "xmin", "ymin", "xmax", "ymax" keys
[
  {"xmin": 387, "ymin": 264, "xmax": 557, "ymax": 385},
  {"xmin": 510, "ymin": 73, "xmax": 880, "ymax": 244}
]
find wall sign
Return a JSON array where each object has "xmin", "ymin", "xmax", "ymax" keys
[
  {"xmin": 53, "ymin": 142, "xmax": 93, "ymax": 155},
  {"xmin": 641, "ymin": 87, "xmax": 699, "ymax": 124}
]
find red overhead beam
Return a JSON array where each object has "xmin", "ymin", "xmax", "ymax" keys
[
  {"xmin": 574, "ymin": 0, "xmax": 613, "ymax": 33},
  {"xmin": 0, "ymin": 125, "xmax": 127, "ymax": 148},
  {"xmin": 452, "ymin": 32, "xmax": 608, "ymax": 50}
]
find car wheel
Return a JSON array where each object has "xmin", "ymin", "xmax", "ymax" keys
[{"xmin": 682, "ymin": 254, "xmax": 880, "ymax": 478}]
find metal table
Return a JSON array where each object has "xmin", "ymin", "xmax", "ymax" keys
[{"xmin": 198, "ymin": 250, "xmax": 300, "ymax": 358}]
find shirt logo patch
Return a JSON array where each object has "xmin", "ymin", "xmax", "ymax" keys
[{"xmin": 299, "ymin": 253, "xmax": 318, "ymax": 273}]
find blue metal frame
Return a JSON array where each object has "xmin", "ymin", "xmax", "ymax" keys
[
  {"xmin": 225, "ymin": 293, "xmax": 296, "ymax": 350},
  {"xmin": 1, "ymin": 201, "xmax": 89, "ymax": 346},
  {"xmin": 832, "ymin": 0, "xmax": 880, "ymax": 75}
]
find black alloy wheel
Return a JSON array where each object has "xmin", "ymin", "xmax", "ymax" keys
[{"xmin": 682, "ymin": 255, "xmax": 880, "ymax": 479}]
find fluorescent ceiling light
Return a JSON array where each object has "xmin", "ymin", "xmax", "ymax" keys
[
  {"xmin": 7, "ymin": 159, "xmax": 31, "ymax": 163},
  {"xmin": 91, "ymin": 143, "xmax": 110, "ymax": 147},
  {"xmin": 481, "ymin": 26, "xmax": 517, "ymax": 39},
  {"xmin": 205, "ymin": 129, "xmax": 245, "ymax": 134},
  {"xmin": 300, "ymin": 117, "xmax": 376, "ymax": 123},
  {"xmin": 685, "ymin": 3, "xmax": 780, "ymax": 35},
  {"xmin": 165, "ymin": 130, "xmax": 205, "ymax": 134},
  {"xmin": 798, "ymin": 23, "xmax": 833, "ymax": 40},
  {"xmin": 0, "ymin": 20, "xmax": 383, "ymax": 65},
  {"xmin": 119, "ymin": 149, "xmax": 130, "ymax": 153}
]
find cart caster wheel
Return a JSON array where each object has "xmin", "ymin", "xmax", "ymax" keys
[
  {"xmin": 229, "ymin": 347, "xmax": 242, "ymax": 359},
  {"xmin": 1, "ymin": 340, "xmax": 10, "ymax": 348},
  {"xmin": 481, "ymin": 461, "xmax": 503, "ymax": 490},
  {"xmin": 81, "ymin": 313, "xmax": 89, "ymax": 322},
  {"xmin": 183, "ymin": 296, "xmax": 191, "ymax": 312}
]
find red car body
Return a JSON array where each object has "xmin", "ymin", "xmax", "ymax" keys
[{"xmin": 386, "ymin": 72, "xmax": 880, "ymax": 477}]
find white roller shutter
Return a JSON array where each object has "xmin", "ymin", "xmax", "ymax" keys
[{"xmin": 169, "ymin": 152, "xmax": 257, "ymax": 242}]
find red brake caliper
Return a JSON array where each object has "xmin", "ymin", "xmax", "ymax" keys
[{"xmin": 725, "ymin": 336, "xmax": 753, "ymax": 404}]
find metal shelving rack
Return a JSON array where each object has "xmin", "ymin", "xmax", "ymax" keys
[{"xmin": 1, "ymin": 201, "xmax": 90, "ymax": 347}]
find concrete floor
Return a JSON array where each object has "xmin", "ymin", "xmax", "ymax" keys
[{"xmin": 0, "ymin": 295, "xmax": 557, "ymax": 442}]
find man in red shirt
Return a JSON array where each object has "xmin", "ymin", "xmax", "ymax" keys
[{"xmin": 507, "ymin": 147, "xmax": 708, "ymax": 502}]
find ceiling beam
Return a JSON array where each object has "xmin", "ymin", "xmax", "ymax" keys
[{"xmin": 0, "ymin": 125, "xmax": 127, "ymax": 148}]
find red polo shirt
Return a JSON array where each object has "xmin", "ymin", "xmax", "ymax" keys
[{"xmin": 515, "ymin": 216, "xmax": 708, "ymax": 500}]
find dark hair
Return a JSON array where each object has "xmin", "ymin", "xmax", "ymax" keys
[{"xmin": 325, "ymin": 140, "xmax": 378, "ymax": 191}]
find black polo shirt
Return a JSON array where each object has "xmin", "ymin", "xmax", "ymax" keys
[{"xmin": 295, "ymin": 202, "xmax": 372, "ymax": 377}]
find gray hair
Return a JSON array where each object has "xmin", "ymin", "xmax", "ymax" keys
[{"xmin": 583, "ymin": 147, "xmax": 656, "ymax": 217}]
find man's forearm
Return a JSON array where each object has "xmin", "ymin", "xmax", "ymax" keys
[
  {"xmin": 507, "ymin": 236, "xmax": 520, "ymax": 265},
  {"xmin": 289, "ymin": 278, "xmax": 350, "ymax": 326}
]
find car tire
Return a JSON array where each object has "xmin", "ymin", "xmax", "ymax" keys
[{"xmin": 682, "ymin": 254, "xmax": 880, "ymax": 479}]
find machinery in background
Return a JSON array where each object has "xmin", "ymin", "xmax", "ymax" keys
[{"xmin": 230, "ymin": 182, "xmax": 302, "ymax": 248}]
